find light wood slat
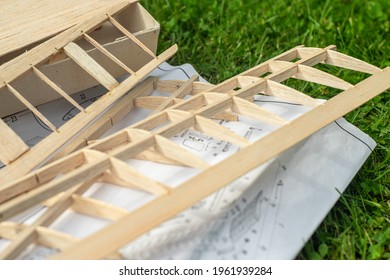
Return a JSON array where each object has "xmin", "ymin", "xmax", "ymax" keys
[
  {"xmin": 0, "ymin": 221, "xmax": 76, "ymax": 252},
  {"xmin": 107, "ymin": 15, "xmax": 157, "ymax": 59},
  {"xmin": 326, "ymin": 50, "xmax": 381, "ymax": 74},
  {"xmin": 157, "ymin": 80, "xmax": 213, "ymax": 94},
  {"xmin": 135, "ymin": 148, "xmax": 183, "ymax": 166},
  {"xmin": 32, "ymin": 66, "xmax": 85, "ymax": 112},
  {"xmin": 0, "ymin": 173, "xmax": 38, "ymax": 205},
  {"xmin": 36, "ymin": 226, "xmax": 78, "ymax": 251},
  {"xmin": 109, "ymin": 157, "xmax": 170, "ymax": 195},
  {"xmin": 6, "ymin": 83, "xmax": 58, "ymax": 132},
  {"xmin": 0, "ymin": 151, "xmax": 111, "ymax": 222},
  {"xmin": 36, "ymin": 152, "xmax": 86, "ymax": 185},
  {"xmin": 265, "ymin": 80, "xmax": 320, "ymax": 107},
  {"xmin": 194, "ymin": 116, "xmax": 249, "ymax": 148},
  {"xmin": 63, "ymin": 42, "xmax": 119, "ymax": 90},
  {"xmin": 267, "ymin": 60, "xmax": 353, "ymax": 90},
  {"xmin": 135, "ymin": 96, "xmax": 173, "ymax": 110},
  {"xmin": 53, "ymin": 67, "xmax": 390, "ymax": 260},
  {"xmin": 152, "ymin": 75, "xmax": 199, "ymax": 114},
  {"xmin": 296, "ymin": 64, "xmax": 354, "ymax": 90},
  {"xmin": 296, "ymin": 47, "xmax": 323, "ymax": 59},
  {"xmin": 0, "ymin": 176, "xmax": 97, "ymax": 259},
  {"xmin": 136, "ymin": 97, "xmax": 238, "ymax": 122},
  {"xmin": 241, "ymin": 46, "xmax": 303, "ymax": 77},
  {"xmin": 232, "ymin": 96, "xmax": 288, "ymax": 126},
  {"xmin": 71, "ymin": 194, "xmax": 128, "ymax": 221},
  {"xmin": 0, "ymin": 119, "xmax": 29, "ymax": 165},
  {"xmin": 83, "ymin": 32, "xmax": 135, "ymax": 75},
  {"xmin": 237, "ymin": 76, "xmax": 262, "ymax": 88},
  {"xmin": 154, "ymin": 135, "xmax": 210, "ymax": 170}
]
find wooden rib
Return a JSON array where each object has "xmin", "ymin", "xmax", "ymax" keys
[
  {"xmin": 135, "ymin": 148, "xmax": 183, "ymax": 166},
  {"xmin": 109, "ymin": 157, "xmax": 170, "ymax": 195},
  {"xmin": 157, "ymin": 80, "xmax": 213, "ymax": 94},
  {"xmin": 71, "ymin": 194, "xmax": 128, "ymax": 221},
  {"xmin": 237, "ymin": 76, "xmax": 262, "ymax": 87},
  {"xmin": 0, "ymin": 119, "xmax": 29, "ymax": 165},
  {"xmin": 50, "ymin": 76, "xmax": 157, "ymax": 162},
  {"xmin": 32, "ymin": 66, "xmax": 85, "ymax": 112},
  {"xmin": 132, "ymin": 111, "xmax": 169, "ymax": 131},
  {"xmin": 267, "ymin": 60, "xmax": 354, "ymax": 90},
  {"xmin": 296, "ymin": 47, "xmax": 323, "ymax": 59},
  {"xmin": 212, "ymin": 110, "xmax": 238, "ymax": 121},
  {"xmin": 265, "ymin": 80, "xmax": 320, "ymax": 107},
  {"xmin": 194, "ymin": 116, "xmax": 249, "ymax": 147},
  {"xmin": 0, "ymin": 173, "xmax": 38, "ymax": 205},
  {"xmin": 6, "ymin": 83, "xmax": 58, "ymax": 132},
  {"xmin": 0, "ymin": 176, "xmax": 97, "ymax": 259},
  {"xmin": 36, "ymin": 227, "xmax": 78, "ymax": 251},
  {"xmin": 326, "ymin": 50, "xmax": 381, "ymax": 74},
  {"xmin": 83, "ymin": 32, "xmax": 135, "ymax": 75},
  {"xmin": 296, "ymin": 64, "xmax": 353, "ymax": 90},
  {"xmin": 135, "ymin": 96, "xmax": 169, "ymax": 110},
  {"xmin": 53, "ymin": 67, "xmax": 390, "ymax": 260},
  {"xmin": 154, "ymin": 135, "xmax": 210, "ymax": 169},
  {"xmin": 36, "ymin": 152, "xmax": 86, "ymax": 185},
  {"xmin": 152, "ymin": 75, "xmax": 199, "ymax": 114},
  {"xmin": 63, "ymin": 42, "xmax": 119, "ymax": 90},
  {"xmin": 232, "ymin": 96, "xmax": 288, "ymax": 126},
  {"xmin": 108, "ymin": 15, "xmax": 157, "ymax": 59},
  {"xmin": 0, "ymin": 151, "xmax": 110, "ymax": 222}
]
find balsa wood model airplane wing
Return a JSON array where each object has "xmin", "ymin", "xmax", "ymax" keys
[
  {"xmin": 0, "ymin": 1, "xmax": 177, "ymax": 184},
  {"xmin": 0, "ymin": 45, "xmax": 389, "ymax": 259}
]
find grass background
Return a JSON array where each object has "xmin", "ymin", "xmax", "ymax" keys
[{"xmin": 141, "ymin": 0, "xmax": 389, "ymax": 259}]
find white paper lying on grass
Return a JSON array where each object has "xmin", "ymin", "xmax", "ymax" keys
[{"xmin": 0, "ymin": 63, "xmax": 375, "ymax": 260}]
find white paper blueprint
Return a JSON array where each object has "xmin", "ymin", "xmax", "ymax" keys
[{"xmin": 0, "ymin": 63, "xmax": 376, "ymax": 260}]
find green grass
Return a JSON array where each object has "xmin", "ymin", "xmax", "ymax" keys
[{"xmin": 141, "ymin": 0, "xmax": 390, "ymax": 259}]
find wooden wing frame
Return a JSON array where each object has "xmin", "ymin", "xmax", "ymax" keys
[
  {"xmin": 0, "ymin": 45, "xmax": 389, "ymax": 259},
  {"xmin": 0, "ymin": 1, "xmax": 177, "ymax": 183}
]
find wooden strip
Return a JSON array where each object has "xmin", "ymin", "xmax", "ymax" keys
[
  {"xmin": 237, "ymin": 76, "xmax": 262, "ymax": 88},
  {"xmin": 63, "ymin": 42, "xmax": 119, "ymax": 90},
  {"xmin": 32, "ymin": 66, "xmax": 85, "ymax": 112},
  {"xmin": 152, "ymin": 75, "xmax": 199, "ymax": 114},
  {"xmin": 6, "ymin": 83, "xmax": 58, "ymax": 132},
  {"xmin": 0, "ymin": 151, "xmax": 110, "ymax": 222},
  {"xmin": 71, "ymin": 194, "xmax": 128, "ymax": 221},
  {"xmin": 0, "ymin": 177, "xmax": 97, "ymax": 259},
  {"xmin": 135, "ymin": 96, "xmax": 170, "ymax": 110},
  {"xmin": 157, "ymin": 80, "xmax": 213, "ymax": 94},
  {"xmin": 108, "ymin": 15, "xmax": 157, "ymax": 59},
  {"xmin": 109, "ymin": 157, "xmax": 170, "ymax": 195},
  {"xmin": 0, "ymin": 173, "xmax": 38, "ymax": 205},
  {"xmin": 0, "ymin": 118, "xmax": 29, "ymax": 164},
  {"xmin": 36, "ymin": 152, "xmax": 86, "ymax": 185},
  {"xmin": 194, "ymin": 116, "xmax": 249, "ymax": 147},
  {"xmin": 83, "ymin": 33, "xmax": 135, "ymax": 75},
  {"xmin": 295, "ymin": 64, "xmax": 354, "ymax": 90},
  {"xmin": 154, "ymin": 135, "xmax": 210, "ymax": 169},
  {"xmin": 53, "ymin": 67, "xmax": 390, "ymax": 260},
  {"xmin": 232, "ymin": 96, "xmax": 288, "ymax": 126},
  {"xmin": 36, "ymin": 227, "xmax": 78, "ymax": 251},
  {"xmin": 326, "ymin": 50, "xmax": 381, "ymax": 74},
  {"xmin": 265, "ymin": 80, "xmax": 320, "ymax": 107}
]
